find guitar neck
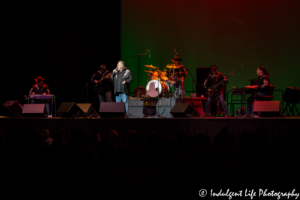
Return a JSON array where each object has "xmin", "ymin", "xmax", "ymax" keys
[
  {"xmin": 99, "ymin": 72, "xmax": 112, "ymax": 82},
  {"xmin": 213, "ymin": 74, "xmax": 231, "ymax": 89}
]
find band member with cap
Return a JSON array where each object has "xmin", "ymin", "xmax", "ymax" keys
[
  {"xmin": 204, "ymin": 65, "xmax": 229, "ymax": 117},
  {"xmin": 29, "ymin": 76, "xmax": 51, "ymax": 116},
  {"xmin": 91, "ymin": 64, "xmax": 112, "ymax": 111},
  {"xmin": 245, "ymin": 66, "xmax": 270, "ymax": 117},
  {"xmin": 169, "ymin": 52, "xmax": 187, "ymax": 96},
  {"xmin": 110, "ymin": 61, "xmax": 133, "ymax": 117}
]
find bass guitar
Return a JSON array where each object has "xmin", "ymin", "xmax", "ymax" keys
[
  {"xmin": 94, "ymin": 72, "xmax": 112, "ymax": 90},
  {"xmin": 207, "ymin": 70, "xmax": 235, "ymax": 98}
]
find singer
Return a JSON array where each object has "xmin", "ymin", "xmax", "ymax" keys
[{"xmin": 110, "ymin": 61, "xmax": 133, "ymax": 117}]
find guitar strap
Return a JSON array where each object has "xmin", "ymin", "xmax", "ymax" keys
[
  {"xmin": 100, "ymin": 71, "xmax": 108, "ymax": 79},
  {"xmin": 212, "ymin": 73, "xmax": 220, "ymax": 87}
]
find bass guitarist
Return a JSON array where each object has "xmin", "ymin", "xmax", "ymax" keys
[
  {"xmin": 91, "ymin": 64, "xmax": 112, "ymax": 111},
  {"xmin": 204, "ymin": 65, "xmax": 229, "ymax": 117}
]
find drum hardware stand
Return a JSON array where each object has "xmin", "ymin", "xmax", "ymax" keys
[
  {"xmin": 125, "ymin": 50, "xmax": 151, "ymax": 98},
  {"xmin": 170, "ymin": 83, "xmax": 177, "ymax": 98},
  {"xmin": 153, "ymin": 88, "xmax": 165, "ymax": 118},
  {"xmin": 152, "ymin": 75, "xmax": 165, "ymax": 118},
  {"xmin": 179, "ymin": 88, "xmax": 189, "ymax": 98}
]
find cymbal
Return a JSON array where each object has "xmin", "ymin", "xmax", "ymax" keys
[
  {"xmin": 167, "ymin": 80, "xmax": 177, "ymax": 84},
  {"xmin": 166, "ymin": 64, "xmax": 179, "ymax": 69},
  {"xmin": 145, "ymin": 65, "xmax": 158, "ymax": 69},
  {"xmin": 144, "ymin": 70, "xmax": 153, "ymax": 73}
]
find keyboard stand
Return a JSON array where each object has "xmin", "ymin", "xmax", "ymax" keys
[
  {"xmin": 229, "ymin": 91, "xmax": 246, "ymax": 116},
  {"xmin": 28, "ymin": 95, "xmax": 56, "ymax": 117}
]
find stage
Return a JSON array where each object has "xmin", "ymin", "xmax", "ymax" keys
[{"xmin": 1, "ymin": 116, "xmax": 298, "ymax": 144}]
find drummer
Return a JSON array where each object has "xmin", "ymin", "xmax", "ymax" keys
[{"xmin": 169, "ymin": 55, "xmax": 187, "ymax": 92}]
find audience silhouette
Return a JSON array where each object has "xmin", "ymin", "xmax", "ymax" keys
[{"xmin": 0, "ymin": 127, "xmax": 298, "ymax": 198}]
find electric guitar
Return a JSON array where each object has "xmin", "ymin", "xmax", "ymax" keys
[
  {"xmin": 94, "ymin": 72, "xmax": 112, "ymax": 90},
  {"xmin": 207, "ymin": 70, "xmax": 235, "ymax": 98}
]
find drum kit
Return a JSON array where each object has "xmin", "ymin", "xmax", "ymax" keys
[{"xmin": 144, "ymin": 64, "xmax": 187, "ymax": 98}]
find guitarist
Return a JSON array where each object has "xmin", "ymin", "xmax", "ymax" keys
[
  {"xmin": 204, "ymin": 65, "xmax": 229, "ymax": 117},
  {"xmin": 91, "ymin": 64, "xmax": 112, "ymax": 111}
]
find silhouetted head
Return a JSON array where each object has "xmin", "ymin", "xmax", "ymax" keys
[
  {"xmin": 100, "ymin": 64, "xmax": 107, "ymax": 71},
  {"xmin": 211, "ymin": 65, "xmax": 218, "ymax": 74}
]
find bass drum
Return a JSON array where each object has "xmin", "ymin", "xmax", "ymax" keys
[{"xmin": 146, "ymin": 79, "xmax": 169, "ymax": 97}]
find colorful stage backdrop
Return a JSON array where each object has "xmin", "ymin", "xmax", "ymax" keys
[
  {"xmin": 0, "ymin": 1, "xmax": 299, "ymax": 116},
  {"xmin": 121, "ymin": 0, "xmax": 300, "ymax": 111}
]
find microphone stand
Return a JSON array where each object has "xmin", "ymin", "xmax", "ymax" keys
[
  {"xmin": 154, "ymin": 76, "xmax": 164, "ymax": 118},
  {"xmin": 186, "ymin": 67, "xmax": 199, "ymax": 97},
  {"xmin": 125, "ymin": 50, "xmax": 150, "ymax": 98},
  {"xmin": 82, "ymin": 79, "xmax": 91, "ymax": 103}
]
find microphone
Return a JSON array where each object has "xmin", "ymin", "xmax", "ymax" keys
[
  {"xmin": 149, "ymin": 49, "xmax": 151, "ymax": 58},
  {"xmin": 114, "ymin": 68, "xmax": 118, "ymax": 74}
]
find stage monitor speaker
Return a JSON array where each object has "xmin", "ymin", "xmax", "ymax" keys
[
  {"xmin": 99, "ymin": 102, "xmax": 125, "ymax": 118},
  {"xmin": 56, "ymin": 102, "xmax": 81, "ymax": 117},
  {"xmin": 196, "ymin": 67, "xmax": 211, "ymax": 84},
  {"xmin": 170, "ymin": 103, "xmax": 200, "ymax": 117},
  {"xmin": 3, "ymin": 100, "xmax": 23, "ymax": 117},
  {"xmin": 22, "ymin": 104, "xmax": 47, "ymax": 117},
  {"xmin": 253, "ymin": 101, "xmax": 280, "ymax": 117},
  {"xmin": 76, "ymin": 103, "xmax": 98, "ymax": 117}
]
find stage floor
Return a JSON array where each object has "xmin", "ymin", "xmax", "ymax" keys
[{"xmin": 1, "ymin": 116, "xmax": 299, "ymax": 144}]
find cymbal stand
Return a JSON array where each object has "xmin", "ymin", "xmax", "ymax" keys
[
  {"xmin": 154, "ymin": 75, "xmax": 163, "ymax": 118},
  {"xmin": 169, "ymin": 68, "xmax": 176, "ymax": 98},
  {"xmin": 178, "ymin": 79, "xmax": 189, "ymax": 98}
]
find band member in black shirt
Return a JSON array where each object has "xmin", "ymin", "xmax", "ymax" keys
[
  {"xmin": 91, "ymin": 64, "xmax": 112, "ymax": 111},
  {"xmin": 204, "ymin": 65, "xmax": 229, "ymax": 117},
  {"xmin": 110, "ymin": 61, "xmax": 133, "ymax": 116},
  {"xmin": 29, "ymin": 76, "xmax": 51, "ymax": 116},
  {"xmin": 245, "ymin": 66, "xmax": 270, "ymax": 117}
]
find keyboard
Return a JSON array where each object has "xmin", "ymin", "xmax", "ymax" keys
[
  {"xmin": 231, "ymin": 88, "xmax": 257, "ymax": 94},
  {"xmin": 28, "ymin": 94, "xmax": 55, "ymax": 99}
]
